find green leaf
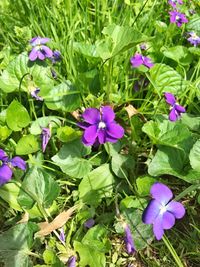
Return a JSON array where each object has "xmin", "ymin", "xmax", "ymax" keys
[
  {"xmin": 6, "ymin": 100, "xmax": 30, "ymax": 131},
  {"xmin": 0, "ymin": 182, "xmax": 22, "ymax": 211},
  {"xmin": 161, "ymin": 46, "xmax": 192, "ymax": 65},
  {"xmin": 100, "ymin": 24, "xmax": 148, "ymax": 58},
  {"xmin": 186, "ymin": 15, "xmax": 200, "ymax": 35},
  {"xmin": 189, "ymin": 140, "xmax": 200, "ymax": 172},
  {"xmin": 0, "ymin": 223, "xmax": 38, "ymax": 267},
  {"xmin": 57, "ymin": 126, "xmax": 81, "ymax": 142},
  {"xmin": 73, "ymin": 42, "xmax": 100, "ymax": 58},
  {"xmin": 43, "ymin": 250, "xmax": 64, "ymax": 266},
  {"xmin": 115, "ymin": 208, "xmax": 153, "ymax": 250},
  {"xmin": 148, "ymin": 146, "xmax": 200, "ymax": 183},
  {"xmin": 82, "ymin": 225, "xmax": 111, "ymax": 253},
  {"xmin": 120, "ymin": 196, "xmax": 147, "ymax": 209},
  {"xmin": 74, "ymin": 225, "xmax": 110, "ymax": 267},
  {"xmin": 181, "ymin": 113, "xmax": 200, "ymax": 132},
  {"xmin": 104, "ymin": 141, "xmax": 121, "ymax": 156},
  {"xmin": 30, "ymin": 116, "xmax": 61, "ymax": 135},
  {"xmin": 188, "ymin": 47, "xmax": 200, "ymax": 56},
  {"xmin": 0, "ymin": 52, "xmax": 53, "ymax": 93},
  {"xmin": 150, "ymin": 63, "xmax": 187, "ymax": 96},
  {"xmin": 142, "ymin": 120, "xmax": 191, "ymax": 148},
  {"xmin": 111, "ymin": 153, "xmax": 135, "ymax": 178},
  {"xmin": 16, "ymin": 134, "xmax": 40, "ymax": 155},
  {"xmin": 17, "ymin": 167, "xmax": 60, "ymax": 209},
  {"xmin": 136, "ymin": 176, "xmax": 156, "ymax": 196},
  {"xmin": 52, "ymin": 139, "xmax": 92, "ymax": 178},
  {"xmin": 78, "ymin": 164, "xmax": 115, "ymax": 205},
  {"xmin": 0, "ymin": 125, "xmax": 12, "ymax": 141},
  {"xmin": 74, "ymin": 241, "xmax": 106, "ymax": 267},
  {"xmin": 45, "ymin": 81, "xmax": 81, "ymax": 112}
]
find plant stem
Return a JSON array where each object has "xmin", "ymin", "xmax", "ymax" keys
[{"xmin": 162, "ymin": 235, "xmax": 185, "ymax": 267}]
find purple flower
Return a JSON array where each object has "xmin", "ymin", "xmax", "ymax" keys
[
  {"xmin": 30, "ymin": 88, "xmax": 43, "ymax": 101},
  {"xmin": 168, "ymin": 0, "xmax": 183, "ymax": 8},
  {"xmin": 78, "ymin": 106, "xmax": 124, "ymax": 146},
  {"xmin": 51, "ymin": 68, "xmax": 57, "ymax": 79},
  {"xmin": 29, "ymin": 36, "xmax": 53, "ymax": 61},
  {"xmin": 164, "ymin": 92, "xmax": 186, "ymax": 121},
  {"xmin": 142, "ymin": 182, "xmax": 185, "ymax": 240},
  {"xmin": 84, "ymin": 218, "xmax": 95, "ymax": 228},
  {"xmin": 67, "ymin": 256, "xmax": 76, "ymax": 267},
  {"xmin": 140, "ymin": 43, "xmax": 147, "ymax": 50},
  {"xmin": 130, "ymin": 53, "xmax": 154, "ymax": 69},
  {"xmin": 59, "ymin": 228, "xmax": 65, "ymax": 242},
  {"xmin": 124, "ymin": 224, "xmax": 136, "ymax": 254},
  {"xmin": 0, "ymin": 149, "xmax": 26, "ymax": 186},
  {"xmin": 41, "ymin": 127, "xmax": 51, "ymax": 152},
  {"xmin": 187, "ymin": 32, "xmax": 200, "ymax": 47},
  {"xmin": 169, "ymin": 11, "xmax": 188, "ymax": 27},
  {"xmin": 51, "ymin": 50, "xmax": 61, "ymax": 63}
]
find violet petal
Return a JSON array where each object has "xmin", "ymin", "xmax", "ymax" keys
[
  {"xmin": 0, "ymin": 149, "xmax": 8, "ymax": 162},
  {"xmin": 166, "ymin": 201, "xmax": 185, "ymax": 219},
  {"xmin": 83, "ymin": 125, "xmax": 98, "ymax": 144},
  {"xmin": 0, "ymin": 164, "xmax": 13, "ymax": 186},
  {"xmin": 97, "ymin": 129, "xmax": 106, "ymax": 144},
  {"xmin": 153, "ymin": 214, "xmax": 164, "ymax": 240},
  {"xmin": 67, "ymin": 256, "xmax": 76, "ymax": 267},
  {"xmin": 82, "ymin": 108, "xmax": 100, "ymax": 124},
  {"xmin": 29, "ymin": 47, "xmax": 38, "ymax": 61},
  {"xmin": 142, "ymin": 199, "xmax": 161, "ymax": 224},
  {"xmin": 10, "ymin": 156, "xmax": 26, "ymax": 171},
  {"xmin": 164, "ymin": 92, "xmax": 176, "ymax": 106},
  {"xmin": 101, "ymin": 106, "xmax": 115, "ymax": 123},
  {"xmin": 124, "ymin": 224, "xmax": 136, "ymax": 254},
  {"xmin": 169, "ymin": 107, "xmax": 179, "ymax": 121},
  {"xmin": 150, "ymin": 182, "xmax": 173, "ymax": 205},
  {"xmin": 106, "ymin": 122, "xmax": 124, "ymax": 139},
  {"xmin": 162, "ymin": 211, "xmax": 175, "ymax": 230}
]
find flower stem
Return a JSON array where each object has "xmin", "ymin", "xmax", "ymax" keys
[{"xmin": 162, "ymin": 235, "xmax": 185, "ymax": 267}]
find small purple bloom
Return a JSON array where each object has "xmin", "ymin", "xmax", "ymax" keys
[
  {"xmin": 164, "ymin": 92, "xmax": 186, "ymax": 121},
  {"xmin": 189, "ymin": 9, "xmax": 196, "ymax": 15},
  {"xmin": 169, "ymin": 11, "xmax": 188, "ymax": 27},
  {"xmin": 0, "ymin": 149, "xmax": 26, "ymax": 186},
  {"xmin": 142, "ymin": 182, "xmax": 185, "ymax": 240},
  {"xmin": 168, "ymin": 0, "xmax": 183, "ymax": 8},
  {"xmin": 51, "ymin": 50, "xmax": 61, "ymax": 63},
  {"xmin": 51, "ymin": 68, "xmax": 57, "ymax": 79},
  {"xmin": 140, "ymin": 43, "xmax": 147, "ymax": 50},
  {"xmin": 67, "ymin": 256, "xmax": 76, "ymax": 267},
  {"xmin": 124, "ymin": 224, "xmax": 136, "ymax": 254},
  {"xmin": 29, "ymin": 36, "xmax": 53, "ymax": 61},
  {"xmin": 41, "ymin": 127, "xmax": 51, "ymax": 152},
  {"xmin": 78, "ymin": 106, "xmax": 124, "ymax": 146},
  {"xmin": 31, "ymin": 88, "xmax": 43, "ymax": 101},
  {"xmin": 187, "ymin": 32, "xmax": 200, "ymax": 47},
  {"xmin": 130, "ymin": 53, "xmax": 154, "ymax": 69},
  {"xmin": 59, "ymin": 228, "xmax": 65, "ymax": 242},
  {"xmin": 84, "ymin": 218, "xmax": 95, "ymax": 228}
]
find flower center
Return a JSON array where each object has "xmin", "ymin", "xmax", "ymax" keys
[
  {"xmin": 191, "ymin": 33, "xmax": 198, "ymax": 40},
  {"xmin": 175, "ymin": 15, "xmax": 181, "ymax": 22},
  {"xmin": 98, "ymin": 121, "xmax": 106, "ymax": 129},
  {"xmin": 160, "ymin": 205, "xmax": 167, "ymax": 215}
]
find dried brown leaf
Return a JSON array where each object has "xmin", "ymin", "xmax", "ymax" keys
[
  {"xmin": 17, "ymin": 211, "xmax": 29, "ymax": 224},
  {"xmin": 35, "ymin": 205, "xmax": 78, "ymax": 237},
  {"xmin": 71, "ymin": 110, "xmax": 81, "ymax": 121},
  {"xmin": 124, "ymin": 104, "xmax": 138, "ymax": 118}
]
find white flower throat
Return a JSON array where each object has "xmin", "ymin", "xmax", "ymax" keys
[
  {"xmin": 160, "ymin": 205, "xmax": 167, "ymax": 215},
  {"xmin": 98, "ymin": 121, "xmax": 106, "ymax": 129}
]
